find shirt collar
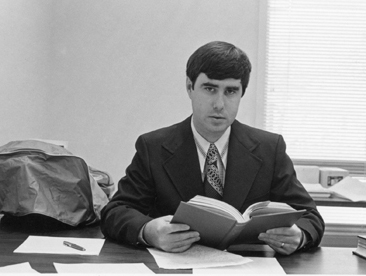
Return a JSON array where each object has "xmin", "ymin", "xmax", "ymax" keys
[{"xmin": 191, "ymin": 117, "xmax": 231, "ymax": 156}]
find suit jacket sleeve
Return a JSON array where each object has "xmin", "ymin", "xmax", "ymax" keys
[
  {"xmin": 100, "ymin": 135, "xmax": 156, "ymax": 245},
  {"xmin": 100, "ymin": 117, "xmax": 202, "ymax": 246},
  {"xmin": 270, "ymin": 135, "xmax": 324, "ymax": 249}
]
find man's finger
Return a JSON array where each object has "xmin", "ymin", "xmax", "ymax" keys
[
  {"xmin": 169, "ymin": 222, "xmax": 191, "ymax": 233},
  {"xmin": 168, "ymin": 230, "xmax": 200, "ymax": 243},
  {"xmin": 162, "ymin": 235, "xmax": 200, "ymax": 252}
]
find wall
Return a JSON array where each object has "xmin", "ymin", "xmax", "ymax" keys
[
  {"xmin": 0, "ymin": 0, "xmax": 53, "ymax": 143},
  {"xmin": 0, "ymin": 0, "xmax": 262, "ymax": 182}
]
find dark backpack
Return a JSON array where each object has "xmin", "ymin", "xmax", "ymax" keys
[{"xmin": 0, "ymin": 140, "xmax": 111, "ymax": 227}]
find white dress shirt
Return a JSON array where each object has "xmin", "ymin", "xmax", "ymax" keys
[{"xmin": 191, "ymin": 118, "xmax": 230, "ymax": 185}]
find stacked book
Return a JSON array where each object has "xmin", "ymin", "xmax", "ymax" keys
[{"xmin": 353, "ymin": 235, "xmax": 366, "ymax": 259}]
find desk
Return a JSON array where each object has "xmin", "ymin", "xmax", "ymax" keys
[
  {"xmin": 1, "ymin": 217, "xmax": 366, "ymax": 274},
  {"xmin": 315, "ymin": 197, "xmax": 366, "ymax": 208}
]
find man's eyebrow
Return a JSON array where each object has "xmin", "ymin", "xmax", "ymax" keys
[
  {"xmin": 226, "ymin": 86, "xmax": 240, "ymax": 90},
  {"xmin": 201, "ymin": 82, "xmax": 241, "ymax": 90},
  {"xmin": 201, "ymin": 82, "xmax": 219, "ymax": 87}
]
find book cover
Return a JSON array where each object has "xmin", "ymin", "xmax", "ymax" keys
[
  {"xmin": 353, "ymin": 249, "xmax": 366, "ymax": 260},
  {"xmin": 171, "ymin": 196, "xmax": 305, "ymax": 250},
  {"xmin": 234, "ymin": 210, "xmax": 305, "ymax": 244}
]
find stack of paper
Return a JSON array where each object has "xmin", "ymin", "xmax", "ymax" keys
[
  {"xmin": 54, "ymin": 263, "xmax": 154, "ymax": 274},
  {"xmin": 147, "ymin": 244, "xmax": 251, "ymax": 269},
  {"xmin": 0, "ymin": 263, "xmax": 39, "ymax": 274},
  {"xmin": 302, "ymin": 183, "xmax": 332, "ymax": 198},
  {"xmin": 303, "ymin": 177, "xmax": 366, "ymax": 202},
  {"xmin": 14, "ymin": 236, "xmax": 105, "ymax": 255},
  {"xmin": 328, "ymin": 176, "xmax": 366, "ymax": 202},
  {"xmin": 148, "ymin": 244, "xmax": 285, "ymax": 274},
  {"xmin": 194, "ymin": 257, "xmax": 286, "ymax": 274}
]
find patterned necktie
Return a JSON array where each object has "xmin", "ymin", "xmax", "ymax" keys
[{"xmin": 204, "ymin": 143, "xmax": 224, "ymax": 199}]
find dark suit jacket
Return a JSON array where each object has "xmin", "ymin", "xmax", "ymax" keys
[{"xmin": 101, "ymin": 116, "xmax": 324, "ymax": 249}]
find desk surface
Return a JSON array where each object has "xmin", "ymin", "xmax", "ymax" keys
[
  {"xmin": 1, "ymin": 216, "xmax": 366, "ymax": 274},
  {"xmin": 315, "ymin": 196, "xmax": 366, "ymax": 207}
]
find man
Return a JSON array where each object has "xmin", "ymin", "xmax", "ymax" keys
[{"xmin": 101, "ymin": 41, "xmax": 324, "ymax": 255}]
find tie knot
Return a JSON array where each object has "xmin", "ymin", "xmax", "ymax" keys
[{"xmin": 206, "ymin": 143, "xmax": 219, "ymax": 164}]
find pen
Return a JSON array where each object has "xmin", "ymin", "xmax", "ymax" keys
[{"xmin": 63, "ymin": 241, "xmax": 86, "ymax": 251}]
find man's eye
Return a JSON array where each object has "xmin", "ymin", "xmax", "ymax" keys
[
  {"xmin": 205, "ymin": 87, "xmax": 215, "ymax": 92},
  {"xmin": 226, "ymin": 89, "xmax": 237, "ymax": 95}
]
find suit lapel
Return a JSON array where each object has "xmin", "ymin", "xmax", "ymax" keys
[
  {"xmin": 162, "ymin": 118, "xmax": 263, "ymax": 208},
  {"xmin": 162, "ymin": 117, "xmax": 204, "ymax": 202},
  {"xmin": 222, "ymin": 121, "xmax": 263, "ymax": 210}
]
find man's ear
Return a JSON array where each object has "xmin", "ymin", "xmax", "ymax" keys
[{"xmin": 186, "ymin": 77, "xmax": 193, "ymax": 97}]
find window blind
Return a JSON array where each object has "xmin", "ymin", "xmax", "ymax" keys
[{"xmin": 264, "ymin": 0, "xmax": 366, "ymax": 175}]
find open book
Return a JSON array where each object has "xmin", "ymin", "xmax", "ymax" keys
[{"xmin": 171, "ymin": 195, "xmax": 305, "ymax": 250}]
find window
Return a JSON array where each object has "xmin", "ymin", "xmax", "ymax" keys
[{"xmin": 264, "ymin": 0, "xmax": 366, "ymax": 175}]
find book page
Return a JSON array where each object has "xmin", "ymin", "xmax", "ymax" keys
[
  {"xmin": 242, "ymin": 201, "xmax": 295, "ymax": 220},
  {"xmin": 189, "ymin": 195, "xmax": 244, "ymax": 222}
]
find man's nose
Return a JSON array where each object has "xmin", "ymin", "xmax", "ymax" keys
[{"xmin": 213, "ymin": 93, "xmax": 224, "ymax": 110}]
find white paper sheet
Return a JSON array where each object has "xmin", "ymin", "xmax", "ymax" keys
[
  {"xmin": 0, "ymin": 262, "xmax": 39, "ymax": 273},
  {"xmin": 54, "ymin": 262, "xmax": 154, "ymax": 274},
  {"xmin": 329, "ymin": 176, "xmax": 366, "ymax": 201},
  {"xmin": 147, "ymin": 244, "xmax": 252, "ymax": 269},
  {"xmin": 14, "ymin": 236, "xmax": 105, "ymax": 255},
  {"xmin": 193, "ymin": 257, "xmax": 286, "ymax": 274}
]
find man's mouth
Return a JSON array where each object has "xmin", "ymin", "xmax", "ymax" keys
[{"xmin": 210, "ymin": 115, "xmax": 225, "ymax": 120}]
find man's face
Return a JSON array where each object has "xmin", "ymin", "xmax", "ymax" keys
[{"xmin": 187, "ymin": 73, "xmax": 243, "ymax": 142}]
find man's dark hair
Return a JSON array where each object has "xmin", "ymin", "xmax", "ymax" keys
[{"xmin": 186, "ymin": 41, "xmax": 252, "ymax": 96}]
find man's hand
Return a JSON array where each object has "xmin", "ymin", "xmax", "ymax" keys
[
  {"xmin": 258, "ymin": 224, "xmax": 303, "ymax": 255},
  {"xmin": 143, "ymin": 215, "xmax": 200, "ymax": 253}
]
